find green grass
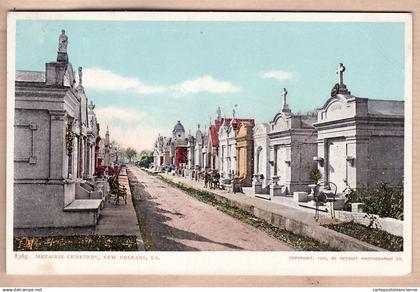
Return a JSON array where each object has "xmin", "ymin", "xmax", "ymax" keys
[
  {"xmin": 157, "ymin": 175, "xmax": 335, "ymax": 251},
  {"xmin": 14, "ymin": 235, "xmax": 138, "ymax": 251},
  {"xmin": 127, "ymin": 170, "xmax": 158, "ymax": 251},
  {"xmin": 323, "ymin": 222, "xmax": 403, "ymax": 251}
]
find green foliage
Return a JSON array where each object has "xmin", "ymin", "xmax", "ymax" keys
[
  {"xmin": 65, "ymin": 123, "xmax": 74, "ymax": 156},
  {"xmin": 343, "ymin": 182, "xmax": 403, "ymax": 221},
  {"xmin": 323, "ymin": 222, "xmax": 403, "ymax": 251},
  {"xmin": 136, "ymin": 151, "xmax": 154, "ymax": 168},
  {"xmin": 125, "ymin": 147, "xmax": 137, "ymax": 163},
  {"xmin": 309, "ymin": 167, "xmax": 322, "ymax": 183},
  {"xmin": 362, "ymin": 183, "xmax": 404, "ymax": 221},
  {"xmin": 331, "ymin": 83, "xmax": 339, "ymax": 97}
]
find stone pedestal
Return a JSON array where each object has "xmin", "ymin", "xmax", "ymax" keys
[
  {"xmin": 270, "ymin": 184, "xmax": 283, "ymax": 197},
  {"xmin": 253, "ymin": 181, "xmax": 263, "ymax": 194},
  {"xmin": 57, "ymin": 51, "xmax": 68, "ymax": 63},
  {"xmin": 293, "ymin": 191, "xmax": 308, "ymax": 202}
]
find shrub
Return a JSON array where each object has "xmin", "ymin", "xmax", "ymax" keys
[
  {"xmin": 362, "ymin": 183, "xmax": 403, "ymax": 221},
  {"xmin": 343, "ymin": 182, "xmax": 403, "ymax": 221},
  {"xmin": 309, "ymin": 167, "xmax": 322, "ymax": 183}
]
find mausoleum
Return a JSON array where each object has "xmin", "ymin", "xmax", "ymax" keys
[
  {"xmin": 14, "ymin": 30, "xmax": 105, "ymax": 229},
  {"xmin": 313, "ymin": 63, "xmax": 404, "ymax": 192},
  {"xmin": 267, "ymin": 88, "xmax": 317, "ymax": 197}
]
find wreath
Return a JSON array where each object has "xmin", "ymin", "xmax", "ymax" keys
[
  {"xmin": 331, "ymin": 83, "xmax": 339, "ymax": 97},
  {"xmin": 66, "ymin": 123, "xmax": 74, "ymax": 156}
]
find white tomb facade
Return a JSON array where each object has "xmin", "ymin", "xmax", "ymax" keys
[{"xmin": 314, "ymin": 64, "xmax": 404, "ymax": 192}]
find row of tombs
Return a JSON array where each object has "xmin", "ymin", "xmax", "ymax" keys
[
  {"xmin": 13, "ymin": 30, "xmax": 114, "ymax": 229},
  {"xmin": 153, "ymin": 64, "xmax": 405, "ymax": 209}
]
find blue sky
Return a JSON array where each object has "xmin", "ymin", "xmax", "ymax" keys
[{"xmin": 15, "ymin": 19, "xmax": 406, "ymax": 151}]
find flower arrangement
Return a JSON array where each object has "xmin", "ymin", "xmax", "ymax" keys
[{"xmin": 66, "ymin": 123, "xmax": 74, "ymax": 156}]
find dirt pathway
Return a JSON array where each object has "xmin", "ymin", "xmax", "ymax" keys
[{"xmin": 128, "ymin": 166, "xmax": 294, "ymax": 251}]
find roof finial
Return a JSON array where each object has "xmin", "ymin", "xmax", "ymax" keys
[
  {"xmin": 217, "ymin": 106, "xmax": 222, "ymax": 121},
  {"xmin": 88, "ymin": 100, "xmax": 95, "ymax": 111},
  {"xmin": 336, "ymin": 63, "xmax": 346, "ymax": 85},
  {"xmin": 281, "ymin": 88, "xmax": 291, "ymax": 113},
  {"xmin": 78, "ymin": 67, "xmax": 83, "ymax": 86}
]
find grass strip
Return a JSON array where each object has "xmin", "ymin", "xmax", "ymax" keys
[
  {"xmin": 157, "ymin": 174, "xmax": 334, "ymax": 251},
  {"xmin": 127, "ymin": 169, "xmax": 158, "ymax": 251},
  {"xmin": 323, "ymin": 222, "xmax": 403, "ymax": 251},
  {"xmin": 14, "ymin": 235, "xmax": 137, "ymax": 251}
]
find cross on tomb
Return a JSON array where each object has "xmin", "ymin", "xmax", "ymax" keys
[
  {"xmin": 336, "ymin": 63, "xmax": 346, "ymax": 85},
  {"xmin": 281, "ymin": 88, "xmax": 291, "ymax": 113}
]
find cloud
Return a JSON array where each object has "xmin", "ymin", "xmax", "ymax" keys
[
  {"xmin": 95, "ymin": 105, "xmax": 146, "ymax": 123},
  {"xmin": 84, "ymin": 67, "xmax": 241, "ymax": 96},
  {"xmin": 84, "ymin": 68, "xmax": 166, "ymax": 94},
  {"xmin": 95, "ymin": 106, "xmax": 155, "ymax": 152},
  {"xmin": 260, "ymin": 70, "xmax": 295, "ymax": 81},
  {"xmin": 174, "ymin": 75, "xmax": 241, "ymax": 95}
]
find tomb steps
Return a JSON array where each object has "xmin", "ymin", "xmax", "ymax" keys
[{"xmin": 63, "ymin": 199, "xmax": 102, "ymax": 227}]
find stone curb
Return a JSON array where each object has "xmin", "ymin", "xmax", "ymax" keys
[{"xmin": 157, "ymin": 173, "xmax": 387, "ymax": 252}]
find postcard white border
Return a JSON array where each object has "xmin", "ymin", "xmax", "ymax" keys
[{"xmin": 6, "ymin": 11, "xmax": 413, "ymax": 276}]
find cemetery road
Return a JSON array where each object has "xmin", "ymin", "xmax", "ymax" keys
[{"xmin": 127, "ymin": 166, "xmax": 294, "ymax": 251}]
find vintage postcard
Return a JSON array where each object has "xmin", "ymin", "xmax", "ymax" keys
[{"xmin": 6, "ymin": 11, "xmax": 412, "ymax": 275}]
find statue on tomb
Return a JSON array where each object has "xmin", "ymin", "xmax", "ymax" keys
[
  {"xmin": 78, "ymin": 67, "xmax": 83, "ymax": 86},
  {"xmin": 58, "ymin": 29, "xmax": 68, "ymax": 53},
  {"xmin": 216, "ymin": 106, "xmax": 222, "ymax": 121}
]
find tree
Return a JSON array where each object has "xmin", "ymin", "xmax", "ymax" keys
[
  {"xmin": 125, "ymin": 147, "xmax": 137, "ymax": 163},
  {"xmin": 110, "ymin": 140, "xmax": 121, "ymax": 163},
  {"xmin": 137, "ymin": 150, "xmax": 154, "ymax": 168}
]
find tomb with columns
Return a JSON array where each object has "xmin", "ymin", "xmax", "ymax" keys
[
  {"xmin": 194, "ymin": 124, "xmax": 205, "ymax": 169},
  {"xmin": 14, "ymin": 30, "xmax": 106, "ymax": 229},
  {"xmin": 313, "ymin": 63, "xmax": 404, "ymax": 193},
  {"xmin": 186, "ymin": 130, "xmax": 195, "ymax": 170},
  {"xmin": 266, "ymin": 88, "xmax": 317, "ymax": 197},
  {"xmin": 236, "ymin": 121, "xmax": 255, "ymax": 187},
  {"xmin": 252, "ymin": 123, "xmax": 271, "ymax": 193},
  {"xmin": 207, "ymin": 107, "xmax": 224, "ymax": 171},
  {"xmin": 218, "ymin": 109, "xmax": 254, "ymax": 186}
]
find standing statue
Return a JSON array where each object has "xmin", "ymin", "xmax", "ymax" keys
[
  {"xmin": 78, "ymin": 67, "xmax": 83, "ymax": 85},
  {"xmin": 58, "ymin": 29, "xmax": 68, "ymax": 53}
]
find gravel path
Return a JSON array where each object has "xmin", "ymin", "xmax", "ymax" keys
[{"xmin": 128, "ymin": 166, "xmax": 294, "ymax": 251}]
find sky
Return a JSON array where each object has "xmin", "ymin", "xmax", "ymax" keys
[{"xmin": 15, "ymin": 18, "xmax": 406, "ymax": 152}]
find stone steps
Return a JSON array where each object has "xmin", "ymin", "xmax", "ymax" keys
[{"xmin": 63, "ymin": 199, "xmax": 102, "ymax": 227}]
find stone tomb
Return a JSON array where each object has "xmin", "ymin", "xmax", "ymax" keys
[
  {"xmin": 14, "ymin": 30, "xmax": 104, "ymax": 229},
  {"xmin": 267, "ymin": 89, "xmax": 317, "ymax": 197},
  {"xmin": 252, "ymin": 123, "xmax": 271, "ymax": 194},
  {"xmin": 313, "ymin": 64, "xmax": 404, "ymax": 192},
  {"xmin": 236, "ymin": 121, "xmax": 255, "ymax": 187}
]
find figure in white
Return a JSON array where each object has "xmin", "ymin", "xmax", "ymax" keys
[{"xmin": 58, "ymin": 29, "xmax": 68, "ymax": 53}]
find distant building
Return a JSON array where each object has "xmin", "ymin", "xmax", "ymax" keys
[{"xmin": 152, "ymin": 120, "xmax": 189, "ymax": 169}]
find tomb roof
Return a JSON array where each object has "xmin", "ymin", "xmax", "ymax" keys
[
  {"xmin": 16, "ymin": 70, "xmax": 45, "ymax": 83},
  {"xmin": 172, "ymin": 120, "xmax": 185, "ymax": 133}
]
